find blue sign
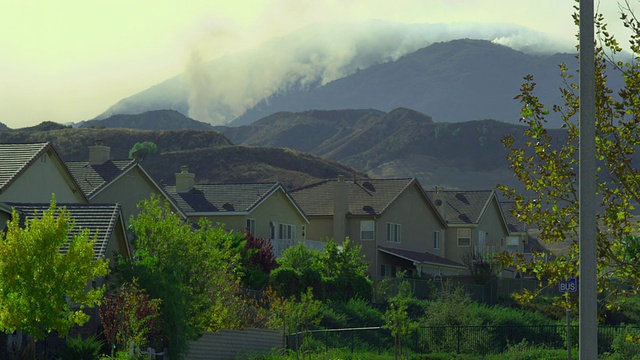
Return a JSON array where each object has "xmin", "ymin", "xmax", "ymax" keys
[{"xmin": 558, "ymin": 277, "xmax": 578, "ymax": 293}]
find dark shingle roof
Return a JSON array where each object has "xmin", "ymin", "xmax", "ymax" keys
[
  {"xmin": 165, "ymin": 183, "xmax": 283, "ymax": 214},
  {"xmin": 378, "ymin": 246, "xmax": 465, "ymax": 269},
  {"xmin": 424, "ymin": 190, "xmax": 495, "ymax": 225},
  {"xmin": 290, "ymin": 178, "xmax": 416, "ymax": 216},
  {"xmin": 499, "ymin": 201, "xmax": 527, "ymax": 234},
  {"xmin": 66, "ymin": 160, "xmax": 137, "ymax": 197},
  {"xmin": 6, "ymin": 202, "xmax": 124, "ymax": 259},
  {"xmin": 0, "ymin": 143, "xmax": 50, "ymax": 193}
]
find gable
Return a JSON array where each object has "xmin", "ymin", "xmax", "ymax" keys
[{"xmin": 0, "ymin": 143, "xmax": 86, "ymax": 203}]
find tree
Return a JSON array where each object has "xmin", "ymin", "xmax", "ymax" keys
[
  {"xmin": 128, "ymin": 141, "xmax": 157, "ymax": 160},
  {"xmin": 0, "ymin": 198, "xmax": 109, "ymax": 341},
  {"xmin": 498, "ymin": 1, "xmax": 640, "ymax": 313},
  {"xmin": 99, "ymin": 279, "xmax": 162, "ymax": 352},
  {"xmin": 116, "ymin": 195, "xmax": 259, "ymax": 359},
  {"xmin": 383, "ymin": 278, "xmax": 418, "ymax": 360}
]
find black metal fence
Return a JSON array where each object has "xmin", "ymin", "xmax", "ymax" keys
[{"xmin": 288, "ymin": 325, "xmax": 640, "ymax": 356}]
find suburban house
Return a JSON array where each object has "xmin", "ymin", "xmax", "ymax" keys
[
  {"xmin": 0, "ymin": 142, "xmax": 87, "ymax": 204},
  {"xmin": 164, "ymin": 166, "xmax": 310, "ymax": 254},
  {"xmin": 290, "ymin": 176, "xmax": 466, "ymax": 277},
  {"xmin": 4, "ymin": 202, "xmax": 132, "ymax": 264},
  {"xmin": 66, "ymin": 140, "xmax": 185, "ymax": 225},
  {"xmin": 423, "ymin": 188, "xmax": 512, "ymax": 267},
  {"xmin": 4, "ymin": 202, "xmax": 132, "ymax": 336}
]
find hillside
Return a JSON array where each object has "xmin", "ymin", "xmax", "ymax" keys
[
  {"xmin": 95, "ymin": 38, "xmax": 595, "ymax": 128},
  {"xmin": 217, "ymin": 107, "xmax": 542, "ymax": 190},
  {"xmin": 78, "ymin": 110, "xmax": 214, "ymax": 130},
  {"xmin": 0, "ymin": 127, "xmax": 364, "ymax": 188}
]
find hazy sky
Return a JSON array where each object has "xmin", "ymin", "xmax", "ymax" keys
[{"xmin": 0, "ymin": 0, "xmax": 631, "ymax": 128}]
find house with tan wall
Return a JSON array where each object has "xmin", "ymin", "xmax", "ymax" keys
[
  {"xmin": 66, "ymin": 140, "xmax": 185, "ymax": 225},
  {"xmin": 0, "ymin": 142, "xmax": 86, "ymax": 204},
  {"xmin": 164, "ymin": 166, "xmax": 310, "ymax": 254},
  {"xmin": 424, "ymin": 189, "xmax": 511, "ymax": 268},
  {"xmin": 290, "ymin": 176, "xmax": 466, "ymax": 277}
]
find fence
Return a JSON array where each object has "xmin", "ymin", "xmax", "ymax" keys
[{"xmin": 290, "ymin": 325, "xmax": 639, "ymax": 356}]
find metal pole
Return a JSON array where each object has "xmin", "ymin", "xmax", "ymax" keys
[
  {"xmin": 579, "ymin": 0, "xmax": 597, "ymax": 359},
  {"xmin": 567, "ymin": 295, "xmax": 572, "ymax": 360}
]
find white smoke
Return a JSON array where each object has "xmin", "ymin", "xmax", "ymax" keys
[{"xmin": 182, "ymin": 20, "xmax": 573, "ymax": 125}]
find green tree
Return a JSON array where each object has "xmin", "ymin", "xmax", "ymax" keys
[
  {"xmin": 116, "ymin": 195, "xmax": 257, "ymax": 359},
  {"xmin": 128, "ymin": 141, "xmax": 157, "ymax": 160},
  {"xmin": 0, "ymin": 198, "xmax": 109, "ymax": 341},
  {"xmin": 383, "ymin": 278, "xmax": 418, "ymax": 360},
  {"xmin": 498, "ymin": 2, "xmax": 640, "ymax": 312}
]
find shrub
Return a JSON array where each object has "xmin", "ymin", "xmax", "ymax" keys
[
  {"xmin": 609, "ymin": 326, "xmax": 640, "ymax": 360},
  {"xmin": 63, "ymin": 335, "xmax": 104, "ymax": 360}
]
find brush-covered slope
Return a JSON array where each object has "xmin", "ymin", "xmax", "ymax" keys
[
  {"xmin": 0, "ymin": 126, "xmax": 364, "ymax": 188},
  {"xmin": 78, "ymin": 110, "xmax": 214, "ymax": 130}
]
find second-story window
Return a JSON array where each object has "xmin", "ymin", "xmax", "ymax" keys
[
  {"xmin": 387, "ymin": 223, "xmax": 401, "ymax": 243},
  {"xmin": 433, "ymin": 230, "xmax": 441, "ymax": 250},
  {"xmin": 457, "ymin": 228, "xmax": 471, "ymax": 247},
  {"xmin": 246, "ymin": 218, "xmax": 256, "ymax": 235},
  {"xmin": 279, "ymin": 223, "xmax": 295, "ymax": 240},
  {"xmin": 360, "ymin": 220, "xmax": 375, "ymax": 241}
]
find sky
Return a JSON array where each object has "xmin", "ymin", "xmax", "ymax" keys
[{"xmin": 0, "ymin": 0, "xmax": 632, "ymax": 129}]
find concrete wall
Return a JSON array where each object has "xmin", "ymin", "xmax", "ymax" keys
[{"xmin": 185, "ymin": 329, "xmax": 283, "ymax": 360}]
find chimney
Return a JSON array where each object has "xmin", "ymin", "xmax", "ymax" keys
[
  {"xmin": 333, "ymin": 175, "xmax": 349, "ymax": 242},
  {"xmin": 175, "ymin": 165, "xmax": 195, "ymax": 193},
  {"xmin": 88, "ymin": 139, "xmax": 110, "ymax": 165}
]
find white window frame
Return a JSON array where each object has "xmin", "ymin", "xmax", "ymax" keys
[
  {"xmin": 387, "ymin": 223, "xmax": 401, "ymax": 243},
  {"xmin": 360, "ymin": 220, "xmax": 375, "ymax": 241},
  {"xmin": 279, "ymin": 223, "xmax": 296, "ymax": 240},
  {"xmin": 433, "ymin": 230, "xmax": 441, "ymax": 250},
  {"xmin": 457, "ymin": 228, "xmax": 471, "ymax": 247},
  {"xmin": 246, "ymin": 218, "xmax": 256, "ymax": 235}
]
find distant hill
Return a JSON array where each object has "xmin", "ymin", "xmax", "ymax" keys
[
  {"xmin": 78, "ymin": 110, "xmax": 214, "ymax": 130},
  {"xmin": 232, "ymin": 39, "xmax": 586, "ymax": 127},
  {"xmin": 0, "ymin": 122, "xmax": 8, "ymax": 130},
  {"xmin": 0, "ymin": 127, "xmax": 363, "ymax": 188},
  {"xmin": 217, "ymin": 107, "xmax": 565, "ymax": 190},
  {"xmin": 96, "ymin": 36, "xmax": 587, "ymax": 127}
]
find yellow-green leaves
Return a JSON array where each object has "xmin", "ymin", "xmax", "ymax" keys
[{"xmin": 0, "ymin": 197, "xmax": 109, "ymax": 341}]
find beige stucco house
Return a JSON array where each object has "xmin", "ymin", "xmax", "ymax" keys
[
  {"xmin": 0, "ymin": 142, "xmax": 87, "ymax": 203},
  {"xmin": 164, "ymin": 166, "xmax": 309, "ymax": 253},
  {"xmin": 66, "ymin": 140, "xmax": 185, "ymax": 225},
  {"xmin": 290, "ymin": 176, "xmax": 466, "ymax": 277},
  {"xmin": 424, "ymin": 189, "xmax": 511, "ymax": 268}
]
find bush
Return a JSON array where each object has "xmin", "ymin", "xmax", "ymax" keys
[
  {"xmin": 609, "ymin": 326, "xmax": 640, "ymax": 360},
  {"xmin": 63, "ymin": 335, "xmax": 104, "ymax": 360}
]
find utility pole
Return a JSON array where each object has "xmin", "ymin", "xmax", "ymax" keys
[{"xmin": 579, "ymin": 0, "xmax": 597, "ymax": 358}]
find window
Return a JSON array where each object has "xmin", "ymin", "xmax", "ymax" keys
[
  {"xmin": 360, "ymin": 220, "xmax": 375, "ymax": 241},
  {"xmin": 246, "ymin": 218, "xmax": 255, "ymax": 235},
  {"xmin": 269, "ymin": 222, "xmax": 276, "ymax": 239},
  {"xmin": 380, "ymin": 264, "xmax": 386, "ymax": 277},
  {"xmin": 506, "ymin": 236, "xmax": 519, "ymax": 253},
  {"xmin": 433, "ymin": 230, "xmax": 441, "ymax": 250},
  {"xmin": 457, "ymin": 228, "xmax": 471, "ymax": 247},
  {"xmin": 387, "ymin": 223, "xmax": 401, "ymax": 243},
  {"xmin": 279, "ymin": 223, "xmax": 295, "ymax": 240}
]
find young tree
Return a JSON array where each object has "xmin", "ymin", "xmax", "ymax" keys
[
  {"xmin": 100, "ymin": 280, "xmax": 162, "ymax": 352},
  {"xmin": 0, "ymin": 198, "xmax": 109, "ymax": 341},
  {"xmin": 116, "ymin": 195, "xmax": 258, "ymax": 359},
  {"xmin": 498, "ymin": 2, "xmax": 640, "ymax": 312},
  {"xmin": 383, "ymin": 279, "xmax": 417, "ymax": 360}
]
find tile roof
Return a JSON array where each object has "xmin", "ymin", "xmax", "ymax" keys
[
  {"xmin": 6, "ymin": 202, "xmax": 125, "ymax": 260},
  {"xmin": 66, "ymin": 160, "xmax": 137, "ymax": 197},
  {"xmin": 499, "ymin": 201, "xmax": 527, "ymax": 234},
  {"xmin": 0, "ymin": 143, "xmax": 50, "ymax": 193},
  {"xmin": 165, "ymin": 182, "xmax": 285, "ymax": 214},
  {"xmin": 290, "ymin": 178, "xmax": 417, "ymax": 216},
  {"xmin": 424, "ymin": 190, "xmax": 495, "ymax": 225},
  {"xmin": 378, "ymin": 246, "xmax": 465, "ymax": 268}
]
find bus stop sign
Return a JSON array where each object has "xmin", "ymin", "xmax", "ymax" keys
[{"xmin": 558, "ymin": 277, "xmax": 578, "ymax": 293}]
